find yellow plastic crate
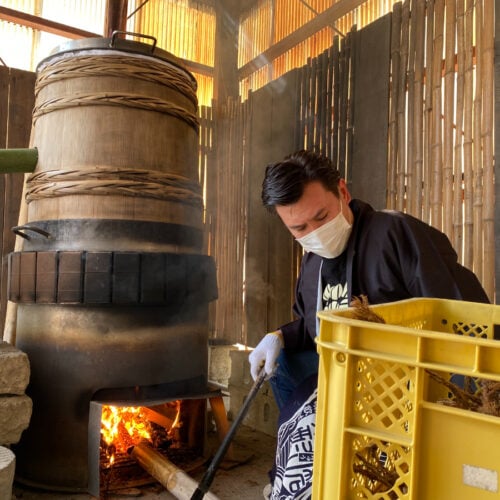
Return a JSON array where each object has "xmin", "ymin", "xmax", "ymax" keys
[{"xmin": 313, "ymin": 298, "xmax": 500, "ymax": 500}]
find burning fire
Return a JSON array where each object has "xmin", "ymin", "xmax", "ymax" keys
[
  {"xmin": 101, "ymin": 406, "xmax": 153, "ymax": 464},
  {"xmin": 100, "ymin": 402, "xmax": 183, "ymax": 466}
]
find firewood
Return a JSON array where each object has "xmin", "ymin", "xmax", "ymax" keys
[
  {"xmin": 129, "ymin": 443, "xmax": 219, "ymax": 500},
  {"xmin": 349, "ymin": 295, "xmax": 386, "ymax": 324}
]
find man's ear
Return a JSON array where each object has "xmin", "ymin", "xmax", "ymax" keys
[{"xmin": 338, "ymin": 179, "xmax": 352, "ymax": 203}]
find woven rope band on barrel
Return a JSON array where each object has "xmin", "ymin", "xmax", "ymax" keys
[
  {"xmin": 32, "ymin": 92, "xmax": 200, "ymax": 132},
  {"xmin": 35, "ymin": 54, "xmax": 198, "ymax": 107},
  {"xmin": 25, "ymin": 168, "xmax": 204, "ymax": 208}
]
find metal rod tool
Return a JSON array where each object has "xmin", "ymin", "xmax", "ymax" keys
[{"xmin": 190, "ymin": 369, "xmax": 268, "ymax": 500}]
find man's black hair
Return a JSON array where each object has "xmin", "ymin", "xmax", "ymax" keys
[{"xmin": 261, "ymin": 150, "xmax": 341, "ymax": 211}]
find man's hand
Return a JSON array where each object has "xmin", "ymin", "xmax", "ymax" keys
[{"xmin": 248, "ymin": 331, "xmax": 284, "ymax": 380}]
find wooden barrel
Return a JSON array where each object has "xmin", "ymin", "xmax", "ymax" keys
[
  {"xmin": 25, "ymin": 36, "xmax": 203, "ymax": 240},
  {"xmin": 11, "ymin": 37, "xmax": 216, "ymax": 492}
]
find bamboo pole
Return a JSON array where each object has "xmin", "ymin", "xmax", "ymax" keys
[
  {"xmin": 305, "ymin": 59, "xmax": 313, "ymax": 149},
  {"xmin": 236, "ymin": 98, "xmax": 245, "ymax": 341},
  {"xmin": 2, "ymin": 172, "xmax": 29, "ymax": 345},
  {"xmin": 387, "ymin": 1, "xmax": 402, "ymax": 209},
  {"xmin": 326, "ymin": 45, "xmax": 334, "ymax": 159},
  {"xmin": 481, "ymin": 0, "xmax": 494, "ymax": 300},
  {"xmin": 453, "ymin": 0, "xmax": 466, "ymax": 261},
  {"xmin": 241, "ymin": 99, "xmax": 250, "ymax": 343},
  {"xmin": 345, "ymin": 27, "xmax": 354, "ymax": 185},
  {"xmin": 396, "ymin": 0, "xmax": 409, "ymax": 212},
  {"xmin": 472, "ymin": 0, "xmax": 483, "ymax": 282},
  {"xmin": 423, "ymin": 0, "xmax": 435, "ymax": 223},
  {"xmin": 299, "ymin": 64, "xmax": 306, "ymax": 149},
  {"xmin": 312, "ymin": 56, "xmax": 319, "ymax": 150},
  {"xmin": 430, "ymin": 0, "xmax": 445, "ymax": 230},
  {"xmin": 221, "ymin": 99, "xmax": 229, "ymax": 337},
  {"xmin": 332, "ymin": 36, "xmax": 340, "ymax": 166},
  {"xmin": 232, "ymin": 98, "xmax": 240, "ymax": 339},
  {"xmin": 442, "ymin": 0, "xmax": 456, "ymax": 241},
  {"xmin": 405, "ymin": 0, "xmax": 416, "ymax": 216},
  {"xmin": 462, "ymin": 0, "xmax": 474, "ymax": 269},
  {"xmin": 130, "ymin": 443, "xmax": 219, "ymax": 500},
  {"xmin": 319, "ymin": 49, "xmax": 328, "ymax": 153},
  {"xmin": 412, "ymin": 0, "xmax": 425, "ymax": 219},
  {"xmin": 338, "ymin": 34, "xmax": 348, "ymax": 177}
]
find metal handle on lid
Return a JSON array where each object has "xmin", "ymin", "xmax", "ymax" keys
[{"xmin": 109, "ymin": 31, "xmax": 158, "ymax": 53}]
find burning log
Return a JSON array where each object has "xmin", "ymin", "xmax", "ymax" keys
[{"xmin": 129, "ymin": 443, "xmax": 219, "ymax": 500}]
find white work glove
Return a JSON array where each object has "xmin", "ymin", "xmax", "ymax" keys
[{"xmin": 249, "ymin": 331, "xmax": 284, "ymax": 381}]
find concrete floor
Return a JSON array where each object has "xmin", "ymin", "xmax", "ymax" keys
[{"xmin": 12, "ymin": 425, "xmax": 276, "ymax": 500}]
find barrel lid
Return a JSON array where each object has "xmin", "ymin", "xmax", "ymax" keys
[{"xmin": 37, "ymin": 32, "xmax": 193, "ymax": 79}]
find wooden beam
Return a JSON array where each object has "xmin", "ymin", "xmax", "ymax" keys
[
  {"xmin": 0, "ymin": 5, "xmax": 213, "ymax": 78},
  {"xmin": 0, "ymin": 6, "xmax": 100, "ymax": 39},
  {"xmin": 184, "ymin": 60, "xmax": 213, "ymax": 78},
  {"xmin": 238, "ymin": 0, "xmax": 367, "ymax": 79}
]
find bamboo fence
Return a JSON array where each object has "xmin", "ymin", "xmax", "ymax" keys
[
  {"xmin": 238, "ymin": 0, "xmax": 399, "ymax": 101},
  {"xmin": 205, "ymin": 98, "xmax": 249, "ymax": 343},
  {"xmin": 204, "ymin": 0, "xmax": 495, "ymax": 344},
  {"xmin": 386, "ymin": 0, "xmax": 494, "ymax": 299},
  {"xmin": 295, "ymin": 31, "xmax": 354, "ymax": 182}
]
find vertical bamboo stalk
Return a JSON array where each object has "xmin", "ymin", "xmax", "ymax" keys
[
  {"xmin": 199, "ymin": 6, "xmax": 204, "ymax": 65},
  {"xmin": 462, "ymin": 0, "xmax": 474, "ymax": 269},
  {"xmin": 396, "ymin": 0, "xmax": 410, "ymax": 212},
  {"xmin": 233, "ymin": 98, "xmax": 241, "ymax": 339},
  {"xmin": 472, "ymin": 0, "xmax": 483, "ymax": 282},
  {"xmin": 338, "ymin": 34, "xmax": 348, "ymax": 178},
  {"xmin": 233, "ymin": 97, "xmax": 244, "ymax": 340},
  {"xmin": 241, "ymin": 98, "xmax": 251, "ymax": 342},
  {"xmin": 481, "ymin": 0, "xmax": 495, "ymax": 300},
  {"xmin": 299, "ymin": 65, "xmax": 307, "ymax": 148},
  {"xmin": 430, "ymin": 0, "xmax": 445, "ymax": 230},
  {"xmin": 319, "ymin": 49, "xmax": 328, "ymax": 153},
  {"xmin": 345, "ymin": 27, "xmax": 354, "ymax": 185},
  {"xmin": 387, "ymin": 2, "xmax": 402, "ymax": 209},
  {"xmin": 312, "ymin": 57, "xmax": 319, "ymax": 150},
  {"xmin": 423, "ymin": 0, "xmax": 435, "ymax": 223},
  {"xmin": 214, "ymin": 102, "xmax": 224, "ymax": 336},
  {"xmin": 332, "ymin": 36, "xmax": 340, "ymax": 167},
  {"xmin": 305, "ymin": 59, "xmax": 313, "ymax": 149},
  {"xmin": 412, "ymin": 0, "xmax": 425, "ymax": 219},
  {"xmin": 406, "ymin": 0, "xmax": 417, "ymax": 216},
  {"xmin": 326, "ymin": 45, "xmax": 334, "ymax": 159},
  {"xmin": 453, "ymin": 0, "xmax": 466, "ymax": 261},
  {"xmin": 442, "ymin": 0, "xmax": 456, "ymax": 241}
]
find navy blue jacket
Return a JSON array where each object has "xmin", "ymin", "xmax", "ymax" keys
[{"xmin": 280, "ymin": 199, "xmax": 490, "ymax": 350}]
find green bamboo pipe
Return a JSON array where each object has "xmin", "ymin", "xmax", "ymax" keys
[{"xmin": 0, "ymin": 148, "xmax": 38, "ymax": 173}]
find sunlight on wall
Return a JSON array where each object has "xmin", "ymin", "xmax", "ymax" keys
[{"xmin": 0, "ymin": 0, "xmax": 214, "ymax": 106}]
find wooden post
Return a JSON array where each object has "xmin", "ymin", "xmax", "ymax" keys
[
  {"xmin": 213, "ymin": 0, "xmax": 241, "ymax": 103},
  {"xmin": 104, "ymin": 0, "xmax": 128, "ymax": 37}
]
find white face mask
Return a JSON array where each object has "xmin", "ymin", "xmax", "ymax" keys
[{"xmin": 296, "ymin": 202, "xmax": 352, "ymax": 259}]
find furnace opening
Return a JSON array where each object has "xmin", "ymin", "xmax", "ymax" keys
[{"xmin": 90, "ymin": 398, "xmax": 207, "ymax": 497}]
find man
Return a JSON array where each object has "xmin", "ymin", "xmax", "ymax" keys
[{"xmin": 249, "ymin": 149, "xmax": 489, "ymax": 410}]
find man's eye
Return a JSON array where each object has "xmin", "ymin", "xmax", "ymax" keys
[{"xmin": 316, "ymin": 214, "xmax": 328, "ymax": 221}]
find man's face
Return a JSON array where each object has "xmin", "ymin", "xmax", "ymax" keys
[{"xmin": 275, "ymin": 180, "xmax": 352, "ymax": 239}]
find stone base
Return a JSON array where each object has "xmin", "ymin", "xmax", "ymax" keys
[{"xmin": 0, "ymin": 447, "xmax": 15, "ymax": 500}]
